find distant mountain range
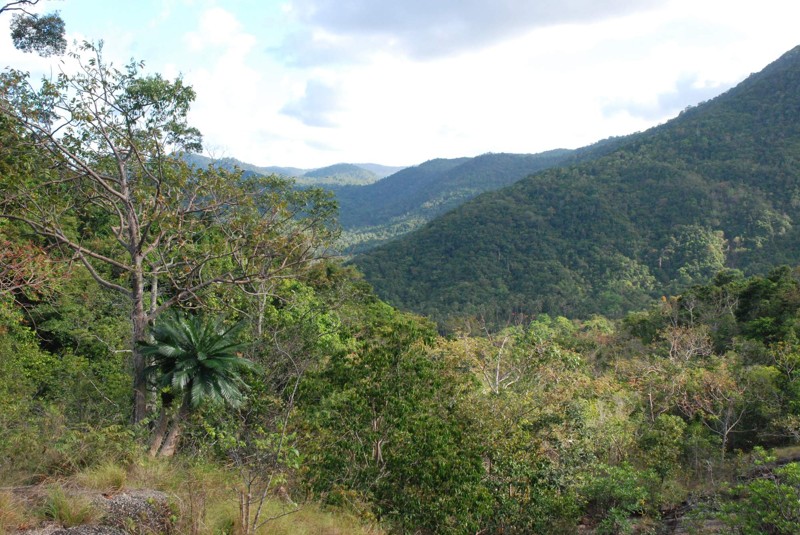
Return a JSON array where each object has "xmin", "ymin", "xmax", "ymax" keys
[
  {"xmin": 352, "ymin": 44, "xmax": 800, "ymax": 324},
  {"xmin": 183, "ymin": 154, "xmax": 405, "ymax": 186},
  {"xmin": 184, "ymin": 144, "xmax": 643, "ymax": 254}
]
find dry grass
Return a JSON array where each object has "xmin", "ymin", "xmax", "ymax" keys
[
  {"xmin": 39, "ymin": 485, "xmax": 99, "ymax": 528},
  {"xmin": 773, "ymin": 445, "xmax": 800, "ymax": 463},
  {"xmin": 250, "ymin": 502, "xmax": 383, "ymax": 535},
  {"xmin": 0, "ymin": 491, "xmax": 34, "ymax": 534},
  {"xmin": 3, "ymin": 456, "xmax": 383, "ymax": 535},
  {"xmin": 75, "ymin": 461, "xmax": 127, "ymax": 492}
]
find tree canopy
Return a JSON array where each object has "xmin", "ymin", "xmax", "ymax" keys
[
  {"xmin": 0, "ymin": 42, "xmax": 338, "ymax": 422},
  {"xmin": 1, "ymin": 1, "xmax": 66, "ymax": 56}
]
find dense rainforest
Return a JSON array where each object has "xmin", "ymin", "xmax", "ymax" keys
[
  {"xmin": 332, "ymin": 135, "xmax": 638, "ymax": 253},
  {"xmin": 3, "ymin": 21, "xmax": 800, "ymax": 535},
  {"xmin": 354, "ymin": 45, "xmax": 800, "ymax": 325}
]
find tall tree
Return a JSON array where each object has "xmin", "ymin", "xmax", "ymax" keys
[{"xmin": 0, "ymin": 42, "xmax": 337, "ymax": 422}]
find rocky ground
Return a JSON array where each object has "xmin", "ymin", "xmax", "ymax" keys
[{"xmin": 11, "ymin": 489, "xmax": 173, "ymax": 535}]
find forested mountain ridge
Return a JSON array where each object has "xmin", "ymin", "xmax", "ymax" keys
[
  {"xmin": 334, "ymin": 126, "xmax": 648, "ymax": 253},
  {"xmin": 185, "ymin": 130, "xmax": 632, "ymax": 255},
  {"xmin": 354, "ymin": 44, "xmax": 800, "ymax": 324},
  {"xmin": 334, "ymin": 150, "xmax": 588, "ymax": 252}
]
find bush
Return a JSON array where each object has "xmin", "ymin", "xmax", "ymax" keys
[
  {"xmin": 718, "ymin": 461, "xmax": 800, "ymax": 534},
  {"xmin": 582, "ymin": 463, "xmax": 660, "ymax": 531}
]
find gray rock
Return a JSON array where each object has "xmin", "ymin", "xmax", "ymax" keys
[
  {"xmin": 17, "ymin": 489, "xmax": 174, "ymax": 535},
  {"xmin": 91, "ymin": 490, "xmax": 173, "ymax": 534},
  {"xmin": 51, "ymin": 527, "xmax": 126, "ymax": 535}
]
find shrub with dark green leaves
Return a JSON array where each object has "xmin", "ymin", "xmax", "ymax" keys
[{"xmin": 718, "ymin": 460, "xmax": 800, "ymax": 534}]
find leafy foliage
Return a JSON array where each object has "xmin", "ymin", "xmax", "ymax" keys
[
  {"xmin": 7, "ymin": 35, "xmax": 800, "ymax": 535},
  {"xmin": 9, "ymin": 11, "xmax": 65, "ymax": 56},
  {"xmin": 0, "ymin": 41, "xmax": 338, "ymax": 422},
  {"xmin": 141, "ymin": 313, "xmax": 253, "ymax": 410},
  {"xmin": 718, "ymin": 451, "xmax": 800, "ymax": 534},
  {"xmin": 300, "ymin": 300, "xmax": 491, "ymax": 533},
  {"xmin": 1, "ymin": 2, "xmax": 66, "ymax": 57}
]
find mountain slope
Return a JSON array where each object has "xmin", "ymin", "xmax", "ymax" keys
[
  {"xmin": 354, "ymin": 45, "xmax": 800, "ymax": 324},
  {"xmin": 335, "ymin": 150, "xmax": 587, "ymax": 252}
]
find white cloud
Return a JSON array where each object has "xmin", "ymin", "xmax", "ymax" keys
[
  {"xmin": 281, "ymin": 80, "xmax": 342, "ymax": 127},
  {"xmin": 6, "ymin": 0, "xmax": 800, "ymax": 169},
  {"xmin": 279, "ymin": 0, "xmax": 664, "ymax": 63},
  {"xmin": 184, "ymin": 7, "xmax": 256, "ymax": 53}
]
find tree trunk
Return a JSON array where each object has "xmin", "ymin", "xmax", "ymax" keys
[
  {"xmin": 131, "ymin": 260, "xmax": 148, "ymax": 424},
  {"xmin": 148, "ymin": 392, "xmax": 174, "ymax": 456},
  {"xmin": 148, "ymin": 407, "xmax": 169, "ymax": 457},
  {"xmin": 158, "ymin": 403, "xmax": 190, "ymax": 457},
  {"xmin": 239, "ymin": 488, "xmax": 252, "ymax": 535}
]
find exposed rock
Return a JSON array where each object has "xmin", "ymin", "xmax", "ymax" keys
[
  {"xmin": 52, "ymin": 527, "xmax": 126, "ymax": 534},
  {"xmin": 16, "ymin": 489, "xmax": 173, "ymax": 535},
  {"xmin": 92, "ymin": 490, "xmax": 173, "ymax": 534},
  {"xmin": 17, "ymin": 524, "xmax": 124, "ymax": 535}
]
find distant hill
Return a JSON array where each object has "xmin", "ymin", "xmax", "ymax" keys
[
  {"xmin": 303, "ymin": 163, "xmax": 379, "ymax": 185},
  {"xmin": 182, "ymin": 155, "xmax": 397, "ymax": 186},
  {"xmin": 353, "ymin": 163, "xmax": 407, "ymax": 178},
  {"xmin": 182, "ymin": 154, "xmax": 305, "ymax": 178},
  {"xmin": 182, "ymin": 145, "xmax": 629, "ymax": 254},
  {"xmin": 353, "ymin": 44, "xmax": 800, "ymax": 324},
  {"xmin": 333, "ymin": 135, "xmax": 641, "ymax": 253}
]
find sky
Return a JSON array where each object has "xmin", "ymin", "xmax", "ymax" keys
[{"xmin": 2, "ymin": 0, "xmax": 800, "ymax": 169}]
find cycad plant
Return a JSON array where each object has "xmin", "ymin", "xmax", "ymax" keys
[{"xmin": 140, "ymin": 312, "xmax": 254, "ymax": 457}]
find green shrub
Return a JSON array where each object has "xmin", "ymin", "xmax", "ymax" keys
[
  {"xmin": 582, "ymin": 463, "xmax": 659, "ymax": 530},
  {"xmin": 718, "ymin": 460, "xmax": 800, "ymax": 534}
]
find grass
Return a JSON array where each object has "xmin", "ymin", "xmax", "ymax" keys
[
  {"xmin": 248, "ymin": 502, "xmax": 382, "ymax": 535},
  {"xmin": 0, "ymin": 491, "xmax": 34, "ymax": 534},
  {"xmin": 75, "ymin": 461, "xmax": 127, "ymax": 492},
  {"xmin": 2, "ymin": 454, "xmax": 383, "ymax": 535},
  {"xmin": 39, "ymin": 485, "xmax": 98, "ymax": 528},
  {"xmin": 773, "ymin": 445, "xmax": 800, "ymax": 463},
  {"xmin": 119, "ymin": 456, "xmax": 384, "ymax": 534}
]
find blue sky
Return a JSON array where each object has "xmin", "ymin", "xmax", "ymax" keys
[{"xmin": 2, "ymin": 0, "xmax": 800, "ymax": 168}]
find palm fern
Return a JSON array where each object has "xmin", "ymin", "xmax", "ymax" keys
[{"xmin": 139, "ymin": 312, "xmax": 254, "ymax": 456}]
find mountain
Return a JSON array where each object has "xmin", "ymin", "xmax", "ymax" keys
[
  {"xmin": 182, "ymin": 155, "xmax": 396, "ymax": 186},
  {"xmin": 353, "ymin": 45, "xmax": 800, "ymax": 324},
  {"xmin": 334, "ymin": 150, "xmax": 584, "ymax": 252},
  {"xmin": 182, "ymin": 154, "xmax": 305, "ymax": 178},
  {"xmin": 182, "ymin": 144, "xmax": 628, "ymax": 255},
  {"xmin": 303, "ymin": 163, "xmax": 379, "ymax": 185},
  {"xmin": 333, "ymin": 134, "xmax": 641, "ymax": 253},
  {"xmin": 353, "ymin": 163, "xmax": 407, "ymax": 178}
]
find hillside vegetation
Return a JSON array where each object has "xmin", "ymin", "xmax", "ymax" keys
[{"xmin": 355, "ymin": 45, "xmax": 800, "ymax": 324}]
